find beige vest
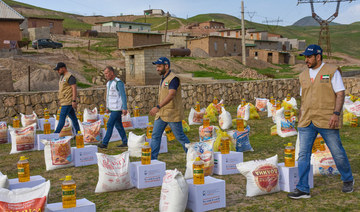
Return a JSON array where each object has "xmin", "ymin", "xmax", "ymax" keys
[
  {"xmin": 58, "ymin": 72, "xmax": 74, "ymax": 106},
  {"xmin": 155, "ymin": 71, "xmax": 184, "ymax": 122},
  {"xmin": 298, "ymin": 63, "xmax": 341, "ymax": 129}
]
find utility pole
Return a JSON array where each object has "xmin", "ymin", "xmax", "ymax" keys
[
  {"xmin": 241, "ymin": 0, "xmax": 246, "ymax": 65},
  {"xmin": 164, "ymin": 11, "xmax": 170, "ymax": 43}
]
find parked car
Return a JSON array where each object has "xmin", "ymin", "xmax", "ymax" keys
[{"xmin": 32, "ymin": 39, "xmax": 63, "ymax": 49}]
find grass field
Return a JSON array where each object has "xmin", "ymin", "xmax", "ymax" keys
[{"xmin": 1, "ymin": 105, "xmax": 358, "ymax": 211}]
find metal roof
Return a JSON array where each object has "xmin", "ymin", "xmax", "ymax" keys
[{"xmin": 0, "ymin": 0, "xmax": 24, "ymax": 20}]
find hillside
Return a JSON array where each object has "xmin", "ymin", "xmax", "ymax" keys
[{"xmin": 292, "ymin": 16, "xmax": 340, "ymax": 26}]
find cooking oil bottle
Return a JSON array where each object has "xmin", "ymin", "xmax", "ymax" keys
[
  {"xmin": 76, "ymin": 131, "xmax": 84, "ymax": 148},
  {"xmin": 276, "ymin": 100, "xmax": 281, "ymax": 110},
  {"xmin": 270, "ymin": 96, "xmax": 275, "ymax": 105},
  {"xmin": 165, "ymin": 125, "xmax": 175, "ymax": 141},
  {"xmin": 146, "ymin": 122, "xmax": 153, "ymax": 139},
  {"xmin": 350, "ymin": 116, "xmax": 358, "ymax": 127},
  {"xmin": 241, "ymin": 98, "xmax": 246, "ymax": 107},
  {"xmin": 77, "ymin": 111, "xmax": 83, "ymax": 122},
  {"xmin": 44, "ymin": 108, "xmax": 50, "ymax": 119},
  {"xmin": 103, "ymin": 114, "xmax": 109, "ymax": 130},
  {"xmin": 203, "ymin": 115, "xmax": 210, "ymax": 128},
  {"xmin": 195, "ymin": 101, "xmax": 201, "ymax": 112},
  {"xmin": 193, "ymin": 157, "xmax": 204, "ymax": 185},
  {"xmin": 44, "ymin": 119, "xmax": 51, "ymax": 134},
  {"xmin": 17, "ymin": 156, "xmax": 30, "ymax": 182},
  {"xmin": 284, "ymin": 143, "xmax": 295, "ymax": 167},
  {"xmin": 236, "ymin": 117, "xmax": 244, "ymax": 131},
  {"xmin": 141, "ymin": 142, "xmax": 151, "ymax": 165},
  {"xmin": 56, "ymin": 107, "xmax": 62, "ymax": 121},
  {"xmin": 133, "ymin": 106, "xmax": 140, "ymax": 117},
  {"xmin": 286, "ymin": 93, "xmax": 291, "ymax": 101},
  {"xmin": 284, "ymin": 110, "xmax": 291, "ymax": 121},
  {"xmin": 62, "ymin": 175, "xmax": 76, "ymax": 208},
  {"xmin": 220, "ymin": 135, "xmax": 230, "ymax": 154},
  {"xmin": 13, "ymin": 116, "xmax": 20, "ymax": 128},
  {"xmin": 99, "ymin": 104, "xmax": 105, "ymax": 115},
  {"xmin": 213, "ymin": 97, "xmax": 218, "ymax": 105}
]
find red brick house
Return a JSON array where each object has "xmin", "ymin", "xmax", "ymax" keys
[
  {"xmin": 24, "ymin": 17, "xmax": 64, "ymax": 34},
  {"xmin": 0, "ymin": 0, "xmax": 24, "ymax": 49}
]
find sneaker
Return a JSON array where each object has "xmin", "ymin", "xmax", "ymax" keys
[
  {"xmin": 288, "ymin": 188, "xmax": 311, "ymax": 199},
  {"xmin": 117, "ymin": 143, "xmax": 128, "ymax": 148},
  {"xmin": 342, "ymin": 180, "xmax": 354, "ymax": 193},
  {"xmin": 97, "ymin": 143, "xmax": 108, "ymax": 149}
]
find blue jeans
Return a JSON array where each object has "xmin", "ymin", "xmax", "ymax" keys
[
  {"xmin": 297, "ymin": 122, "xmax": 353, "ymax": 193},
  {"xmin": 151, "ymin": 118, "xmax": 190, "ymax": 159},
  {"xmin": 54, "ymin": 105, "xmax": 80, "ymax": 134},
  {"xmin": 102, "ymin": 111, "xmax": 127, "ymax": 146}
]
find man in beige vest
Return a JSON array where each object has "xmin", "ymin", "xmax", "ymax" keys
[
  {"xmin": 149, "ymin": 57, "xmax": 190, "ymax": 159},
  {"xmin": 53, "ymin": 62, "xmax": 80, "ymax": 134},
  {"xmin": 288, "ymin": 45, "xmax": 354, "ymax": 199}
]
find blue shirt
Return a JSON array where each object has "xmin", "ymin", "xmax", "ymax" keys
[{"xmin": 160, "ymin": 70, "xmax": 180, "ymax": 90}]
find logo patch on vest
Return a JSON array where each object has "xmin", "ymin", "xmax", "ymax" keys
[
  {"xmin": 163, "ymin": 82, "xmax": 169, "ymax": 87},
  {"xmin": 320, "ymin": 75, "xmax": 330, "ymax": 83}
]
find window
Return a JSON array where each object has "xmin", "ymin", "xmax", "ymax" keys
[
  {"xmin": 129, "ymin": 55, "xmax": 135, "ymax": 77},
  {"xmin": 214, "ymin": 42, "xmax": 218, "ymax": 52},
  {"xmin": 227, "ymin": 31, "xmax": 230, "ymax": 36},
  {"xmin": 255, "ymin": 52, "xmax": 258, "ymax": 56},
  {"xmin": 129, "ymin": 26, "xmax": 132, "ymax": 29},
  {"xmin": 49, "ymin": 22, "xmax": 54, "ymax": 28}
]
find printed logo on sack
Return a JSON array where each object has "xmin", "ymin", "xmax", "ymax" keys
[{"xmin": 252, "ymin": 164, "xmax": 279, "ymax": 192}]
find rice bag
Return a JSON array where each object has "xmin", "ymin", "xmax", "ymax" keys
[
  {"xmin": 81, "ymin": 120, "xmax": 101, "ymax": 144},
  {"xmin": 9, "ymin": 123, "xmax": 37, "ymax": 154},
  {"xmin": 0, "ymin": 122, "xmax": 8, "ymax": 144},
  {"xmin": 228, "ymin": 126, "xmax": 253, "ymax": 152},
  {"xmin": 188, "ymin": 108, "xmax": 206, "ymax": 125},
  {"xmin": 218, "ymin": 107, "xmax": 232, "ymax": 130},
  {"xmin": 255, "ymin": 98, "xmax": 268, "ymax": 112},
  {"xmin": 84, "ymin": 107, "xmax": 98, "ymax": 123},
  {"xmin": 199, "ymin": 125, "xmax": 217, "ymax": 142},
  {"xmin": 20, "ymin": 112, "xmax": 37, "ymax": 127},
  {"xmin": 41, "ymin": 136, "xmax": 74, "ymax": 171}
]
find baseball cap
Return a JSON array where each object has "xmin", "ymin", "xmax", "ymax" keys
[
  {"xmin": 53, "ymin": 62, "xmax": 66, "ymax": 71},
  {"xmin": 152, "ymin": 57, "xmax": 170, "ymax": 67},
  {"xmin": 300, "ymin": 44, "xmax": 323, "ymax": 56}
]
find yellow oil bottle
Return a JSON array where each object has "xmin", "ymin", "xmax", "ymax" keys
[
  {"xmin": 286, "ymin": 93, "xmax": 291, "ymax": 101},
  {"xmin": 103, "ymin": 114, "xmax": 109, "ymax": 130},
  {"xmin": 276, "ymin": 100, "xmax": 281, "ymax": 110},
  {"xmin": 62, "ymin": 175, "xmax": 76, "ymax": 208},
  {"xmin": 76, "ymin": 131, "xmax": 84, "ymax": 148},
  {"xmin": 220, "ymin": 136, "xmax": 230, "ymax": 154},
  {"xmin": 17, "ymin": 156, "xmax": 30, "ymax": 182},
  {"xmin": 350, "ymin": 116, "xmax": 358, "ymax": 127},
  {"xmin": 193, "ymin": 157, "xmax": 204, "ymax": 185},
  {"xmin": 284, "ymin": 110, "xmax": 291, "ymax": 121},
  {"xmin": 236, "ymin": 117, "xmax": 244, "ymax": 131},
  {"xmin": 284, "ymin": 143, "xmax": 295, "ymax": 167},
  {"xmin": 141, "ymin": 142, "xmax": 151, "ymax": 165},
  {"xmin": 203, "ymin": 115, "xmax": 210, "ymax": 128},
  {"xmin": 77, "ymin": 111, "xmax": 83, "ymax": 122},
  {"xmin": 270, "ymin": 96, "xmax": 275, "ymax": 106},
  {"xmin": 146, "ymin": 122, "xmax": 153, "ymax": 139},
  {"xmin": 44, "ymin": 119, "xmax": 51, "ymax": 134},
  {"xmin": 241, "ymin": 98, "xmax": 246, "ymax": 107},
  {"xmin": 213, "ymin": 96, "xmax": 218, "ymax": 105},
  {"xmin": 165, "ymin": 126, "xmax": 175, "ymax": 141},
  {"xmin": 56, "ymin": 107, "xmax": 62, "ymax": 121},
  {"xmin": 13, "ymin": 116, "xmax": 20, "ymax": 128},
  {"xmin": 133, "ymin": 106, "xmax": 140, "ymax": 117},
  {"xmin": 99, "ymin": 104, "xmax": 105, "ymax": 115},
  {"xmin": 44, "ymin": 108, "xmax": 50, "ymax": 120},
  {"xmin": 195, "ymin": 101, "xmax": 201, "ymax": 112}
]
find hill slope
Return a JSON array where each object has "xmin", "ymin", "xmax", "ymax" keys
[{"xmin": 292, "ymin": 16, "xmax": 340, "ymax": 26}]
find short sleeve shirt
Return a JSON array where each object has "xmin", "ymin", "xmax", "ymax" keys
[{"xmin": 161, "ymin": 70, "xmax": 180, "ymax": 90}]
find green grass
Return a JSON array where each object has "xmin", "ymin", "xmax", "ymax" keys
[
  {"xmin": 76, "ymin": 82, "xmax": 92, "ymax": 88},
  {"xmin": 170, "ymin": 57, "xmax": 198, "ymax": 61},
  {"xmin": 1, "ymin": 106, "xmax": 358, "ymax": 211},
  {"xmin": 340, "ymin": 65, "xmax": 360, "ymax": 72},
  {"xmin": 134, "ymin": 17, "xmax": 187, "ymax": 31},
  {"xmin": 254, "ymin": 65, "xmax": 298, "ymax": 79},
  {"xmin": 192, "ymin": 71, "xmax": 253, "ymax": 81}
]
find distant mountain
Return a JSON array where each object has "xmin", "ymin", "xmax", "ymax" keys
[{"xmin": 292, "ymin": 16, "xmax": 340, "ymax": 26}]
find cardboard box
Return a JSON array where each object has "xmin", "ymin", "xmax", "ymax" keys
[
  {"xmin": 278, "ymin": 162, "xmax": 314, "ymax": 192},
  {"xmin": 131, "ymin": 116, "xmax": 149, "ymax": 129},
  {"xmin": 38, "ymin": 118, "xmax": 56, "ymax": 131},
  {"xmin": 46, "ymin": 198, "xmax": 96, "ymax": 212},
  {"xmin": 72, "ymin": 145, "xmax": 98, "ymax": 167},
  {"xmin": 146, "ymin": 135, "xmax": 168, "ymax": 154},
  {"xmin": 186, "ymin": 176, "xmax": 226, "ymax": 212},
  {"xmin": 213, "ymin": 151, "xmax": 243, "ymax": 175},
  {"xmin": 9, "ymin": 175, "xmax": 46, "ymax": 190},
  {"xmin": 37, "ymin": 133, "xmax": 59, "ymax": 150},
  {"xmin": 130, "ymin": 160, "xmax": 166, "ymax": 189},
  {"xmin": 99, "ymin": 128, "xmax": 121, "ymax": 142}
]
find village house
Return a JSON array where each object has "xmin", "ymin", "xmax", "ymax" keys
[
  {"xmin": 249, "ymin": 48, "xmax": 295, "ymax": 65},
  {"xmin": 21, "ymin": 17, "xmax": 64, "ymax": 34},
  {"xmin": 117, "ymin": 31, "xmax": 163, "ymax": 49},
  {"xmin": 144, "ymin": 9, "xmax": 165, "ymax": 16},
  {"xmin": 0, "ymin": 0, "xmax": 24, "ymax": 49},
  {"xmin": 93, "ymin": 21, "xmax": 151, "ymax": 33}
]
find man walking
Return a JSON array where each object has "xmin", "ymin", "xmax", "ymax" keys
[
  {"xmin": 98, "ymin": 66, "xmax": 128, "ymax": 149},
  {"xmin": 149, "ymin": 57, "xmax": 190, "ymax": 159},
  {"xmin": 288, "ymin": 45, "xmax": 354, "ymax": 199},
  {"xmin": 54, "ymin": 62, "xmax": 80, "ymax": 134}
]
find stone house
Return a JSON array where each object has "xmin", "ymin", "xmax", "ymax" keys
[
  {"xmin": 21, "ymin": 17, "xmax": 64, "ymax": 34},
  {"xmin": 144, "ymin": 9, "xmax": 165, "ymax": 16},
  {"xmin": 0, "ymin": 0, "xmax": 24, "ymax": 49},
  {"xmin": 117, "ymin": 31, "xmax": 163, "ymax": 49},
  {"xmin": 93, "ymin": 21, "xmax": 151, "ymax": 33},
  {"xmin": 186, "ymin": 36, "xmax": 243, "ymax": 57},
  {"xmin": 120, "ymin": 43, "xmax": 172, "ymax": 85},
  {"xmin": 164, "ymin": 32, "xmax": 194, "ymax": 48},
  {"xmin": 249, "ymin": 49, "xmax": 295, "ymax": 65}
]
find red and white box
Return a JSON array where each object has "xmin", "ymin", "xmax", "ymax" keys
[
  {"xmin": 278, "ymin": 162, "xmax": 314, "ymax": 192},
  {"xmin": 36, "ymin": 133, "xmax": 59, "ymax": 150},
  {"xmin": 46, "ymin": 198, "xmax": 96, "ymax": 212},
  {"xmin": 100, "ymin": 128, "xmax": 121, "ymax": 142},
  {"xmin": 72, "ymin": 145, "xmax": 98, "ymax": 167},
  {"xmin": 130, "ymin": 160, "xmax": 166, "ymax": 189},
  {"xmin": 213, "ymin": 151, "xmax": 243, "ymax": 175},
  {"xmin": 186, "ymin": 176, "xmax": 226, "ymax": 212},
  {"xmin": 9, "ymin": 175, "xmax": 46, "ymax": 190},
  {"xmin": 146, "ymin": 135, "xmax": 168, "ymax": 154}
]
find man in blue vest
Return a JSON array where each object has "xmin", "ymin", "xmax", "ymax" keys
[{"xmin": 98, "ymin": 66, "xmax": 128, "ymax": 149}]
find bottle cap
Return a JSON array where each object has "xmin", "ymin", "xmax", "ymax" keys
[
  {"xmin": 214, "ymin": 96, "xmax": 217, "ymax": 99},
  {"xmin": 144, "ymin": 142, "xmax": 149, "ymax": 146},
  {"xmin": 148, "ymin": 122, "xmax": 152, "ymax": 125},
  {"xmin": 196, "ymin": 101, "xmax": 199, "ymax": 104},
  {"xmin": 45, "ymin": 119, "xmax": 49, "ymax": 122},
  {"xmin": 63, "ymin": 175, "xmax": 72, "ymax": 181},
  {"xmin": 203, "ymin": 115, "xmax": 208, "ymax": 118},
  {"xmin": 195, "ymin": 157, "xmax": 201, "ymax": 161},
  {"xmin": 288, "ymin": 143, "xmax": 292, "ymax": 146},
  {"xmin": 14, "ymin": 116, "xmax": 18, "ymax": 119},
  {"xmin": 135, "ymin": 106, "xmax": 139, "ymax": 109},
  {"xmin": 77, "ymin": 131, "xmax": 81, "ymax": 134},
  {"xmin": 19, "ymin": 156, "xmax": 28, "ymax": 161},
  {"xmin": 44, "ymin": 108, "xmax": 48, "ymax": 110}
]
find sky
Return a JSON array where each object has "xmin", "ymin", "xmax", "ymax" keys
[{"xmin": 13, "ymin": 0, "xmax": 360, "ymax": 26}]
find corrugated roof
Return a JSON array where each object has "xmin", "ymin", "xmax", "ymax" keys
[{"xmin": 0, "ymin": 0, "xmax": 24, "ymax": 20}]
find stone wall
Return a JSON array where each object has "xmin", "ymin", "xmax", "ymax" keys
[{"xmin": 1, "ymin": 77, "xmax": 359, "ymax": 123}]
